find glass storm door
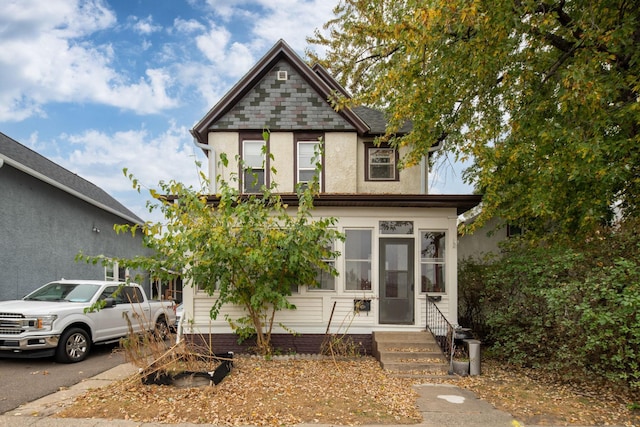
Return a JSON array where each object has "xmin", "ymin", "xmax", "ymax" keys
[{"xmin": 379, "ymin": 238, "xmax": 414, "ymax": 324}]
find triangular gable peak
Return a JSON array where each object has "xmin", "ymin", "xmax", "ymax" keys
[{"xmin": 190, "ymin": 39, "xmax": 369, "ymax": 144}]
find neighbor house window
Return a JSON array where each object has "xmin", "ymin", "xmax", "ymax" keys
[
  {"xmin": 365, "ymin": 143, "xmax": 399, "ymax": 181},
  {"xmin": 309, "ymin": 241, "xmax": 335, "ymax": 291},
  {"xmin": 295, "ymin": 133, "xmax": 323, "ymax": 190},
  {"xmin": 345, "ymin": 229, "xmax": 372, "ymax": 291},
  {"xmin": 420, "ymin": 231, "xmax": 446, "ymax": 293},
  {"xmin": 105, "ymin": 262, "xmax": 128, "ymax": 282},
  {"xmin": 242, "ymin": 138, "xmax": 266, "ymax": 193}
]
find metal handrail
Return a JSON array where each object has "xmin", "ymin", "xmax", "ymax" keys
[{"xmin": 425, "ymin": 297, "xmax": 456, "ymax": 372}]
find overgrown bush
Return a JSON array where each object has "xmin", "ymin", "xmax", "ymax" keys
[{"xmin": 458, "ymin": 219, "xmax": 640, "ymax": 389}]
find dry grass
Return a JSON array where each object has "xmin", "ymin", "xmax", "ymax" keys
[
  {"xmin": 56, "ymin": 355, "xmax": 421, "ymax": 426},
  {"xmin": 54, "ymin": 335, "xmax": 640, "ymax": 426}
]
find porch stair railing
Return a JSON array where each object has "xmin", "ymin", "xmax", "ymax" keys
[{"xmin": 425, "ymin": 297, "xmax": 456, "ymax": 373}]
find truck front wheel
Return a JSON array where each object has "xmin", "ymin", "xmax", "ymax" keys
[
  {"xmin": 155, "ymin": 317, "xmax": 170, "ymax": 341},
  {"xmin": 56, "ymin": 327, "xmax": 91, "ymax": 363}
]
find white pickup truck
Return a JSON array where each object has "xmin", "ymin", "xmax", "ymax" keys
[{"xmin": 0, "ymin": 280, "xmax": 176, "ymax": 363}]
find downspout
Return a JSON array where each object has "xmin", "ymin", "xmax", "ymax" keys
[
  {"xmin": 192, "ymin": 138, "xmax": 216, "ymax": 194},
  {"xmin": 420, "ymin": 144, "xmax": 443, "ymax": 194}
]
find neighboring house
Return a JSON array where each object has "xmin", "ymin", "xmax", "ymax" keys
[
  {"xmin": 458, "ymin": 215, "xmax": 523, "ymax": 261},
  {"xmin": 0, "ymin": 132, "xmax": 154, "ymax": 300},
  {"xmin": 184, "ymin": 40, "xmax": 482, "ymax": 353}
]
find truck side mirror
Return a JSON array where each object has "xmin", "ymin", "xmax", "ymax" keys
[{"xmin": 103, "ymin": 297, "xmax": 116, "ymax": 308}]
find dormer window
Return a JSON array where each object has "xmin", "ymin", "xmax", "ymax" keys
[{"xmin": 365, "ymin": 142, "xmax": 399, "ymax": 181}]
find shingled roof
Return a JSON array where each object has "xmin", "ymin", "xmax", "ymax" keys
[
  {"xmin": 0, "ymin": 132, "xmax": 143, "ymax": 225},
  {"xmin": 191, "ymin": 39, "xmax": 414, "ymax": 143}
]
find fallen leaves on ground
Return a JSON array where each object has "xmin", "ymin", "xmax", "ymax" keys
[
  {"xmin": 56, "ymin": 356, "xmax": 422, "ymax": 426},
  {"xmin": 55, "ymin": 356, "xmax": 640, "ymax": 426},
  {"xmin": 434, "ymin": 360, "xmax": 640, "ymax": 427}
]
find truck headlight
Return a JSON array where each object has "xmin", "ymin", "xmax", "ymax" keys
[{"xmin": 36, "ymin": 315, "xmax": 57, "ymax": 330}]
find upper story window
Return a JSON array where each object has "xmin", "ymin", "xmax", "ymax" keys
[
  {"xmin": 295, "ymin": 133, "xmax": 323, "ymax": 191},
  {"xmin": 105, "ymin": 262, "xmax": 128, "ymax": 282},
  {"xmin": 365, "ymin": 142, "xmax": 399, "ymax": 181},
  {"xmin": 242, "ymin": 138, "xmax": 266, "ymax": 193}
]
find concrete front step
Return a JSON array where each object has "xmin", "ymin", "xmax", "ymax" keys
[
  {"xmin": 373, "ymin": 331, "xmax": 449, "ymax": 375},
  {"xmin": 376, "ymin": 342, "xmax": 443, "ymax": 353},
  {"xmin": 381, "ymin": 360, "xmax": 449, "ymax": 372},
  {"xmin": 373, "ymin": 331, "xmax": 433, "ymax": 342},
  {"xmin": 377, "ymin": 350, "xmax": 445, "ymax": 361}
]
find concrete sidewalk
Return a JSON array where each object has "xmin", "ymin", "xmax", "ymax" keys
[{"xmin": 0, "ymin": 363, "xmax": 620, "ymax": 427}]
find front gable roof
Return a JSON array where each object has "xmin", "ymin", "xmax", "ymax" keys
[
  {"xmin": 0, "ymin": 132, "xmax": 143, "ymax": 225},
  {"xmin": 191, "ymin": 39, "xmax": 370, "ymax": 143}
]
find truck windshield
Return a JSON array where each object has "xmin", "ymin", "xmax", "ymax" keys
[{"xmin": 24, "ymin": 283, "xmax": 101, "ymax": 303}]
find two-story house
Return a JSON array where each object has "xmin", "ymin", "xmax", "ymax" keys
[{"xmin": 182, "ymin": 40, "xmax": 481, "ymax": 354}]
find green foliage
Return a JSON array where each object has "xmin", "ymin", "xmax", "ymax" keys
[
  {"xmin": 458, "ymin": 219, "xmax": 640, "ymax": 388},
  {"xmin": 309, "ymin": 0, "xmax": 640, "ymax": 238},
  {"xmin": 78, "ymin": 145, "xmax": 344, "ymax": 355}
]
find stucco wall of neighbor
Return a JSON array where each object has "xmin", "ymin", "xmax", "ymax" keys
[
  {"xmin": 457, "ymin": 217, "xmax": 506, "ymax": 261},
  {"xmin": 324, "ymin": 132, "xmax": 358, "ymax": 193},
  {"xmin": 180, "ymin": 206, "xmax": 460, "ymax": 339},
  {"xmin": 0, "ymin": 165, "xmax": 151, "ymax": 301}
]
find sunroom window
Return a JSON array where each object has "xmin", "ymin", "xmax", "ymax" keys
[
  {"xmin": 420, "ymin": 231, "xmax": 446, "ymax": 293},
  {"xmin": 345, "ymin": 229, "xmax": 372, "ymax": 291}
]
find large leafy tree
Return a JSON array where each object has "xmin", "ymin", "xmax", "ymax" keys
[
  {"xmin": 81, "ymin": 147, "xmax": 343, "ymax": 355},
  {"xmin": 309, "ymin": 0, "xmax": 639, "ymax": 237}
]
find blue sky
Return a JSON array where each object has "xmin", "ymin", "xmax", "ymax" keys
[{"xmin": 0, "ymin": 0, "xmax": 472, "ymax": 222}]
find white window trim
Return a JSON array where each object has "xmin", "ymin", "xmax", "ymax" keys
[
  {"xmin": 242, "ymin": 139, "xmax": 266, "ymax": 193},
  {"xmin": 419, "ymin": 230, "xmax": 447, "ymax": 294},
  {"xmin": 343, "ymin": 228, "xmax": 374, "ymax": 292},
  {"xmin": 368, "ymin": 147, "xmax": 397, "ymax": 181},
  {"xmin": 297, "ymin": 140, "xmax": 321, "ymax": 188}
]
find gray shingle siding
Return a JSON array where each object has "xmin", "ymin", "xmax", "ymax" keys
[
  {"xmin": 0, "ymin": 132, "xmax": 151, "ymax": 300},
  {"xmin": 0, "ymin": 132, "xmax": 143, "ymax": 224},
  {"xmin": 209, "ymin": 61, "xmax": 355, "ymax": 132}
]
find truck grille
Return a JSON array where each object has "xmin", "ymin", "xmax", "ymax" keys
[{"xmin": 0, "ymin": 312, "xmax": 26, "ymax": 334}]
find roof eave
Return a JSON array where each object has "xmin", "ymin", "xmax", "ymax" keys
[
  {"xmin": 0, "ymin": 153, "xmax": 144, "ymax": 225},
  {"xmin": 196, "ymin": 193, "xmax": 482, "ymax": 216}
]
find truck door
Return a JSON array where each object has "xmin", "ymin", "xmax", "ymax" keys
[{"xmin": 90, "ymin": 285, "xmax": 132, "ymax": 341}]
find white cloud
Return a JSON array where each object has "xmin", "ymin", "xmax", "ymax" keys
[
  {"xmin": 200, "ymin": 0, "xmax": 336, "ymax": 53},
  {"xmin": 49, "ymin": 124, "xmax": 206, "ymax": 221},
  {"xmin": 194, "ymin": 24, "xmax": 255, "ymax": 78},
  {"xmin": 248, "ymin": 0, "xmax": 336, "ymax": 53},
  {"xmin": 195, "ymin": 24, "xmax": 232, "ymax": 64},
  {"xmin": 0, "ymin": 0, "xmax": 179, "ymax": 121},
  {"xmin": 173, "ymin": 17, "xmax": 205, "ymax": 34},
  {"xmin": 131, "ymin": 15, "xmax": 162, "ymax": 35}
]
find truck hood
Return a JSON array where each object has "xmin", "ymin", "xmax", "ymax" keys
[{"xmin": 0, "ymin": 299, "xmax": 88, "ymax": 315}]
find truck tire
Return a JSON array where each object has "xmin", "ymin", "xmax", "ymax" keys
[
  {"xmin": 155, "ymin": 317, "xmax": 169, "ymax": 341},
  {"xmin": 56, "ymin": 327, "xmax": 91, "ymax": 363}
]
